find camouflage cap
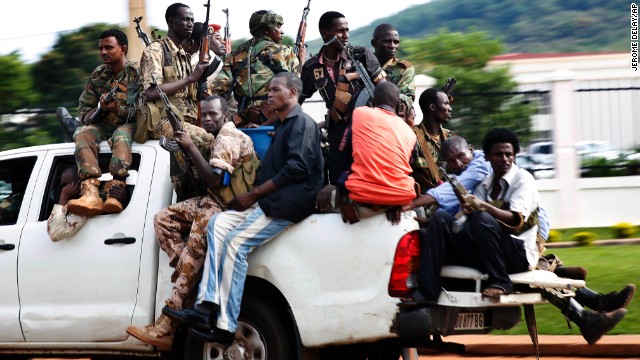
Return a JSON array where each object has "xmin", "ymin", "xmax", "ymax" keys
[{"xmin": 249, "ymin": 10, "xmax": 283, "ymax": 37}]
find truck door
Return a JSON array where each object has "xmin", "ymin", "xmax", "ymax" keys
[
  {"xmin": 17, "ymin": 145, "xmax": 156, "ymax": 342},
  {"xmin": 0, "ymin": 154, "xmax": 42, "ymax": 342}
]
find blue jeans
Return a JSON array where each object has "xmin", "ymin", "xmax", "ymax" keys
[{"xmin": 196, "ymin": 204, "xmax": 292, "ymax": 332}]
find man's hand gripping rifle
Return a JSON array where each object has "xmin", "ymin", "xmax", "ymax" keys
[
  {"xmin": 439, "ymin": 166, "xmax": 483, "ymax": 233},
  {"xmin": 325, "ymin": 36, "xmax": 375, "ymax": 106},
  {"xmin": 85, "ymin": 81, "xmax": 119, "ymax": 125},
  {"xmin": 294, "ymin": 0, "xmax": 312, "ymax": 72},
  {"xmin": 151, "ymin": 75, "xmax": 192, "ymax": 172}
]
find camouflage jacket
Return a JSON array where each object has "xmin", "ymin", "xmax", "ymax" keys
[
  {"xmin": 411, "ymin": 124, "xmax": 455, "ymax": 192},
  {"xmin": 78, "ymin": 61, "xmax": 141, "ymax": 125},
  {"xmin": 140, "ymin": 37, "xmax": 197, "ymax": 124},
  {"xmin": 382, "ymin": 57, "xmax": 415, "ymax": 109},
  {"xmin": 211, "ymin": 36, "xmax": 299, "ymax": 117}
]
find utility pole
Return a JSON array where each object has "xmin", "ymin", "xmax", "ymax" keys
[{"xmin": 127, "ymin": 0, "xmax": 147, "ymax": 62}]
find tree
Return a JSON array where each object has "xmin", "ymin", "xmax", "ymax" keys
[
  {"xmin": 402, "ymin": 30, "xmax": 537, "ymax": 147},
  {"xmin": 0, "ymin": 52, "xmax": 37, "ymax": 113},
  {"xmin": 31, "ymin": 23, "xmax": 117, "ymax": 112}
]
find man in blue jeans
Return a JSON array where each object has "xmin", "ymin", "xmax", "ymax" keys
[{"xmin": 163, "ymin": 71, "xmax": 324, "ymax": 345}]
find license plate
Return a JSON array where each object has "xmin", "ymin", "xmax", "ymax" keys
[{"xmin": 454, "ymin": 312, "xmax": 484, "ymax": 330}]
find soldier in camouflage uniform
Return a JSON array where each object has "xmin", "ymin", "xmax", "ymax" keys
[
  {"xmin": 371, "ymin": 23, "xmax": 416, "ymax": 120},
  {"xmin": 67, "ymin": 29, "xmax": 141, "ymax": 217},
  {"xmin": 411, "ymin": 88, "xmax": 455, "ymax": 193},
  {"xmin": 210, "ymin": 10, "xmax": 300, "ymax": 127},
  {"xmin": 126, "ymin": 95, "xmax": 258, "ymax": 351},
  {"xmin": 137, "ymin": 3, "xmax": 216, "ymax": 201}
]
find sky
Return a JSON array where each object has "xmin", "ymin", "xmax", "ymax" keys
[{"xmin": 0, "ymin": 0, "xmax": 429, "ymax": 63}]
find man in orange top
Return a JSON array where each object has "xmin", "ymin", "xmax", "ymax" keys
[{"xmin": 345, "ymin": 82, "xmax": 417, "ymax": 218}]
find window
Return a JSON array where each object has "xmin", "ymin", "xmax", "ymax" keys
[
  {"xmin": 0, "ymin": 157, "xmax": 37, "ymax": 225},
  {"xmin": 38, "ymin": 153, "xmax": 141, "ymax": 221}
]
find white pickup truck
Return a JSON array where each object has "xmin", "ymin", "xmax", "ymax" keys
[{"xmin": 0, "ymin": 141, "xmax": 586, "ymax": 360}]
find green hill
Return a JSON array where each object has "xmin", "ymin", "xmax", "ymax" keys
[{"xmin": 308, "ymin": 0, "xmax": 630, "ymax": 54}]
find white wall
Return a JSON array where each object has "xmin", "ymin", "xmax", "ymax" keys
[{"xmin": 539, "ymin": 176, "xmax": 640, "ymax": 228}]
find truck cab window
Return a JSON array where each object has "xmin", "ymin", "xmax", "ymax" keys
[{"xmin": 0, "ymin": 157, "xmax": 37, "ymax": 225}]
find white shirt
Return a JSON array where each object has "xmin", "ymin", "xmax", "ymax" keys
[{"xmin": 474, "ymin": 164, "xmax": 541, "ymax": 268}]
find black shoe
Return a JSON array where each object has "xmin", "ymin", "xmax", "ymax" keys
[
  {"xmin": 568, "ymin": 307, "xmax": 627, "ymax": 345},
  {"xmin": 56, "ymin": 107, "xmax": 80, "ymax": 142},
  {"xmin": 188, "ymin": 326, "xmax": 235, "ymax": 346},
  {"xmin": 162, "ymin": 306, "xmax": 212, "ymax": 330},
  {"xmin": 554, "ymin": 266, "xmax": 588, "ymax": 281},
  {"xmin": 591, "ymin": 284, "xmax": 636, "ymax": 311}
]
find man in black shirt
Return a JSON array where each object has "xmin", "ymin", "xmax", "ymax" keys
[{"xmin": 163, "ymin": 71, "xmax": 324, "ymax": 346}]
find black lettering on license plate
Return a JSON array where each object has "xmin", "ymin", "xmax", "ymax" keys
[{"xmin": 455, "ymin": 312, "xmax": 484, "ymax": 330}]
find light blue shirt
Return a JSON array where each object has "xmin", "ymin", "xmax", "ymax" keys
[{"xmin": 425, "ymin": 150, "xmax": 550, "ymax": 240}]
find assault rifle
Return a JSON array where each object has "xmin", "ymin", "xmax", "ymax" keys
[
  {"xmin": 325, "ymin": 36, "xmax": 375, "ymax": 99},
  {"xmin": 293, "ymin": 0, "xmax": 311, "ymax": 71},
  {"xmin": 85, "ymin": 80, "xmax": 119, "ymax": 125},
  {"xmin": 222, "ymin": 8, "xmax": 231, "ymax": 55},
  {"xmin": 441, "ymin": 77, "xmax": 456, "ymax": 103},
  {"xmin": 439, "ymin": 166, "xmax": 482, "ymax": 233},
  {"xmin": 151, "ymin": 74, "xmax": 191, "ymax": 173},
  {"xmin": 133, "ymin": 17, "xmax": 151, "ymax": 47},
  {"xmin": 196, "ymin": 0, "xmax": 212, "ymax": 128}
]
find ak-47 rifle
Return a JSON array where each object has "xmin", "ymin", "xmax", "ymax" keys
[
  {"xmin": 133, "ymin": 17, "xmax": 151, "ymax": 47},
  {"xmin": 151, "ymin": 74, "xmax": 192, "ymax": 174},
  {"xmin": 222, "ymin": 8, "xmax": 231, "ymax": 55},
  {"xmin": 195, "ymin": 0, "xmax": 212, "ymax": 128},
  {"xmin": 293, "ymin": 0, "xmax": 311, "ymax": 71},
  {"xmin": 441, "ymin": 77, "xmax": 456, "ymax": 103},
  {"xmin": 85, "ymin": 80, "xmax": 119, "ymax": 125},
  {"xmin": 325, "ymin": 36, "xmax": 375, "ymax": 100},
  {"xmin": 439, "ymin": 166, "xmax": 482, "ymax": 233}
]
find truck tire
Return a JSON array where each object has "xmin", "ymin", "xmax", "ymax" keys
[{"xmin": 184, "ymin": 296, "xmax": 294, "ymax": 360}]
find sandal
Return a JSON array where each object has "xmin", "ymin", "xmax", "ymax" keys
[{"xmin": 482, "ymin": 286, "xmax": 509, "ymax": 302}]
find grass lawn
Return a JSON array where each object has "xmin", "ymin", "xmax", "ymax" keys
[{"xmin": 492, "ymin": 244, "xmax": 640, "ymax": 335}]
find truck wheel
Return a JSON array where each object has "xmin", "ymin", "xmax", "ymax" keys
[{"xmin": 186, "ymin": 296, "xmax": 294, "ymax": 360}]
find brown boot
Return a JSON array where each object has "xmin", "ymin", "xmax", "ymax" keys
[
  {"xmin": 67, "ymin": 178, "xmax": 103, "ymax": 216},
  {"xmin": 103, "ymin": 179, "xmax": 126, "ymax": 214},
  {"xmin": 126, "ymin": 314, "xmax": 175, "ymax": 352}
]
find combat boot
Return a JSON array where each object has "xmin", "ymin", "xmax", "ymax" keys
[
  {"xmin": 575, "ymin": 284, "xmax": 636, "ymax": 312},
  {"xmin": 56, "ymin": 107, "xmax": 80, "ymax": 142},
  {"xmin": 67, "ymin": 178, "xmax": 103, "ymax": 216},
  {"xmin": 562, "ymin": 301, "xmax": 627, "ymax": 345},
  {"xmin": 102, "ymin": 179, "xmax": 127, "ymax": 214}
]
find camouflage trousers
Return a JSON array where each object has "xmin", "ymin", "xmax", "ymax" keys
[
  {"xmin": 74, "ymin": 122, "xmax": 135, "ymax": 179},
  {"xmin": 154, "ymin": 194, "xmax": 225, "ymax": 310},
  {"xmin": 152, "ymin": 119, "xmax": 215, "ymax": 201}
]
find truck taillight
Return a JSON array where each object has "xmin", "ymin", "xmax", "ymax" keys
[{"xmin": 388, "ymin": 230, "xmax": 420, "ymax": 297}]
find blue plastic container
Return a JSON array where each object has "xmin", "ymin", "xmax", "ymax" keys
[{"xmin": 241, "ymin": 126, "xmax": 274, "ymax": 160}]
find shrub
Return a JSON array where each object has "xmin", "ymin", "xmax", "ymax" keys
[
  {"xmin": 570, "ymin": 231, "xmax": 597, "ymax": 246},
  {"xmin": 547, "ymin": 229, "xmax": 561, "ymax": 242},
  {"xmin": 611, "ymin": 222, "xmax": 637, "ymax": 239}
]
